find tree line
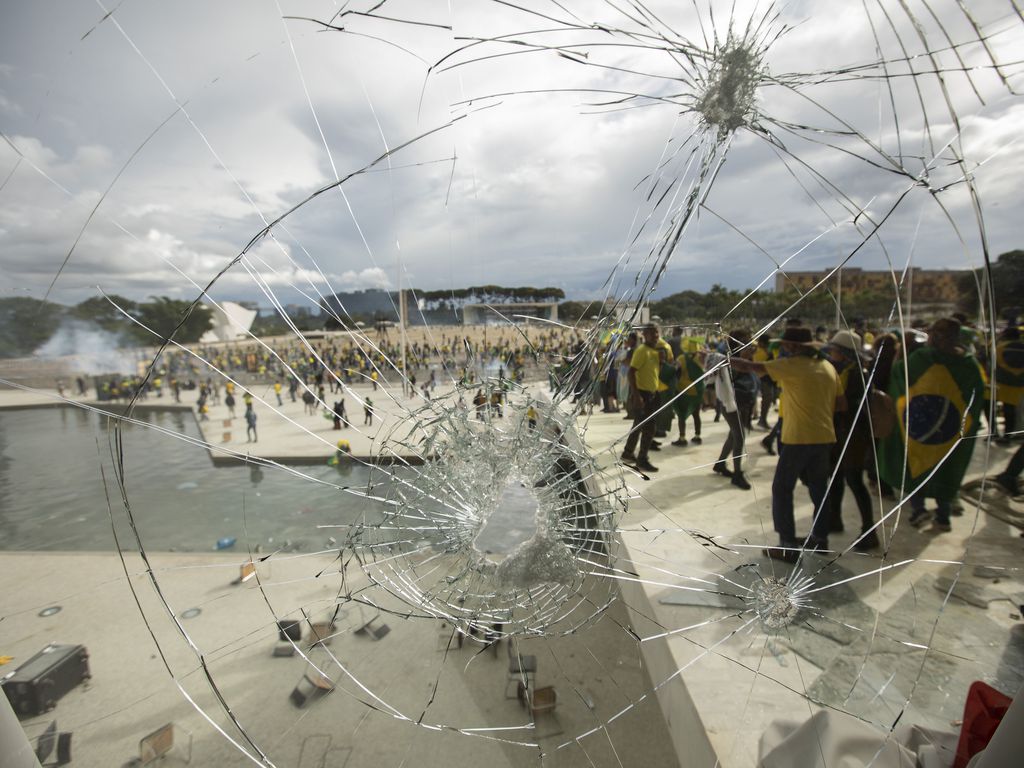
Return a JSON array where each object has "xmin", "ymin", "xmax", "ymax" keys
[
  {"xmin": 4, "ymin": 253, "xmax": 1017, "ymax": 358},
  {"xmin": 0, "ymin": 295, "xmax": 212, "ymax": 358}
]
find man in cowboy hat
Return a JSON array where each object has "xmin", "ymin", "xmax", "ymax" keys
[{"xmin": 731, "ymin": 326, "xmax": 840, "ymax": 561}]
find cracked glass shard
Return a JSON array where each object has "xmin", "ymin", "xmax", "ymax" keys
[{"xmin": 1, "ymin": 1, "xmax": 1023, "ymax": 766}]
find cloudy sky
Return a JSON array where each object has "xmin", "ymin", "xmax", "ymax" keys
[{"xmin": 1, "ymin": 0, "xmax": 1022, "ymax": 311}]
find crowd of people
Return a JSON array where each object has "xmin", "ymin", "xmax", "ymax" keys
[
  {"xmin": 157, "ymin": 328, "xmax": 582, "ymax": 391},
  {"xmin": 612, "ymin": 315, "xmax": 1024, "ymax": 562},
  {"xmin": 69, "ymin": 326, "xmax": 588, "ymax": 411},
  {"xmin": 62, "ymin": 316, "xmax": 1024, "ymax": 544}
]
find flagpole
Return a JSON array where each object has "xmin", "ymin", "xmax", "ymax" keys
[
  {"xmin": 836, "ymin": 264, "xmax": 842, "ymax": 330},
  {"xmin": 399, "ymin": 260, "xmax": 407, "ymax": 398}
]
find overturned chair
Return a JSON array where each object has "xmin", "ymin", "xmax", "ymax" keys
[
  {"xmin": 290, "ymin": 665, "xmax": 335, "ymax": 708},
  {"xmin": 505, "ymin": 640, "xmax": 537, "ymax": 698},
  {"xmin": 137, "ymin": 722, "xmax": 193, "ymax": 765},
  {"xmin": 35, "ymin": 721, "xmax": 72, "ymax": 766},
  {"xmin": 353, "ymin": 609, "xmax": 390, "ymax": 641},
  {"xmin": 518, "ymin": 685, "xmax": 562, "ymax": 738}
]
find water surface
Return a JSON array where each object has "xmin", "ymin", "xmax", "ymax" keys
[{"xmin": 0, "ymin": 407, "xmax": 391, "ymax": 553}]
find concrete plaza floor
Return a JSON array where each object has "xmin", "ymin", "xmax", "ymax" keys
[{"xmin": 2, "ymin": 383, "xmax": 1023, "ymax": 767}]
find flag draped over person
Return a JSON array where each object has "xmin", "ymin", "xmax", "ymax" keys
[
  {"xmin": 880, "ymin": 345, "xmax": 985, "ymax": 500},
  {"xmin": 995, "ymin": 337, "xmax": 1024, "ymax": 409}
]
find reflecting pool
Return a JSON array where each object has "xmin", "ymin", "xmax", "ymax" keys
[{"xmin": 0, "ymin": 407, "xmax": 389, "ymax": 553}]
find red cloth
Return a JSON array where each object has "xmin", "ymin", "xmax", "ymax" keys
[{"xmin": 953, "ymin": 681, "xmax": 1012, "ymax": 768}]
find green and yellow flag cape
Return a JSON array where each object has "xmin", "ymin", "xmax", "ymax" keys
[
  {"xmin": 672, "ymin": 353, "xmax": 705, "ymax": 418},
  {"xmin": 995, "ymin": 339, "xmax": 1024, "ymax": 408},
  {"xmin": 879, "ymin": 347, "xmax": 985, "ymax": 501}
]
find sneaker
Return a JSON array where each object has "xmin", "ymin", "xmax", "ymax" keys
[
  {"xmin": 690, "ymin": 436, "xmax": 702, "ymax": 445},
  {"xmin": 760, "ymin": 436, "xmax": 776, "ymax": 456},
  {"xmin": 763, "ymin": 545, "xmax": 799, "ymax": 564},
  {"xmin": 672, "ymin": 438, "xmax": 688, "ymax": 447},
  {"xmin": 853, "ymin": 530, "xmax": 881, "ymax": 551},
  {"xmin": 909, "ymin": 508, "xmax": 931, "ymax": 528},
  {"xmin": 731, "ymin": 472, "xmax": 751, "ymax": 490},
  {"xmin": 712, "ymin": 462, "xmax": 733, "ymax": 478},
  {"xmin": 649, "ymin": 443, "xmax": 662, "ymax": 451},
  {"xmin": 620, "ymin": 451, "xmax": 636, "ymax": 463},
  {"xmin": 651, "ymin": 440, "xmax": 662, "ymax": 448},
  {"xmin": 635, "ymin": 460, "xmax": 659, "ymax": 473}
]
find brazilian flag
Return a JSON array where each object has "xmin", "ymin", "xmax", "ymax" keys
[
  {"xmin": 880, "ymin": 347, "xmax": 985, "ymax": 501},
  {"xmin": 673, "ymin": 353, "xmax": 705, "ymax": 421},
  {"xmin": 995, "ymin": 339, "xmax": 1024, "ymax": 408}
]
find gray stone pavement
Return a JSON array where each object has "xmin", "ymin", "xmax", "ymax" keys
[
  {"xmin": 576, "ymin": 405, "xmax": 1024, "ymax": 766},
  {"xmin": 2, "ymin": 383, "xmax": 1024, "ymax": 766},
  {"xmin": 0, "ymin": 385, "xmax": 680, "ymax": 768}
]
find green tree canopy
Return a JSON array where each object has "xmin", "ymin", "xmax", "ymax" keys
[
  {"xmin": 957, "ymin": 250, "xmax": 1024, "ymax": 318},
  {"xmin": 0, "ymin": 297, "xmax": 66, "ymax": 358},
  {"xmin": 132, "ymin": 297, "xmax": 213, "ymax": 344},
  {"xmin": 70, "ymin": 295, "xmax": 138, "ymax": 333}
]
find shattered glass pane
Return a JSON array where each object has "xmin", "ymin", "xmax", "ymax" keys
[{"xmin": 2, "ymin": 1, "xmax": 1024, "ymax": 766}]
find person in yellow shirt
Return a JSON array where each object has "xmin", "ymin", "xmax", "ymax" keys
[
  {"xmin": 732, "ymin": 326, "xmax": 840, "ymax": 559},
  {"xmin": 622, "ymin": 325, "xmax": 663, "ymax": 473}
]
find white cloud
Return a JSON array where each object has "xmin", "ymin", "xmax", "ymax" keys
[
  {"xmin": 0, "ymin": 0, "xmax": 1021, "ymax": 308},
  {"xmin": 338, "ymin": 267, "xmax": 391, "ymax": 290}
]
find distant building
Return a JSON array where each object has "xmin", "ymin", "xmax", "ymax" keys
[
  {"xmin": 776, "ymin": 267, "xmax": 965, "ymax": 304},
  {"xmin": 605, "ymin": 300, "xmax": 649, "ymax": 327},
  {"xmin": 462, "ymin": 302, "xmax": 559, "ymax": 325},
  {"xmin": 200, "ymin": 301, "xmax": 257, "ymax": 343}
]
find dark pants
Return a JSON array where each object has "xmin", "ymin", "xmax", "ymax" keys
[
  {"xmin": 1005, "ymin": 444, "xmax": 1024, "ymax": 479},
  {"xmin": 717, "ymin": 410, "xmax": 745, "ymax": 473},
  {"xmin": 759, "ymin": 378, "xmax": 776, "ymax": 424},
  {"xmin": 772, "ymin": 443, "xmax": 832, "ymax": 544},
  {"xmin": 1004, "ymin": 403, "xmax": 1018, "ymax": 437},
  {"xmin": 765, "ymin": 418, "xmax": 782, "ymax": 451},
  {"xmin": 736, "ymin": 393, "xmax": 755, "ymax": 430},
  {"xmin": 624, "ymin": 391, "xmax": 658, "ymax": 461},
  {"xmin": 827, "ymin": 462, "xmax": 874, "ymax": 532},
  {"xmin": 910, "ymin": 495, "xmax": 951, "ymax": 526}
]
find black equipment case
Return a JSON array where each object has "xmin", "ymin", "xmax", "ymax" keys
[{"xmin": 2, "ymin": 644, "xmax": 90, "ymax": 717}]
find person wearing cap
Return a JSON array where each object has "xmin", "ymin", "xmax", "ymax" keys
[
  {"xmin": 731, "ymin": 326, "xmax": 840, "ymax": 559},
  {"xmin": 824, "ymin": 330, "xmax": 879, "ymax": 551},
  {"xmin": 621, "ymin": 324, "xmax": 663, "ymax": 473}
]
